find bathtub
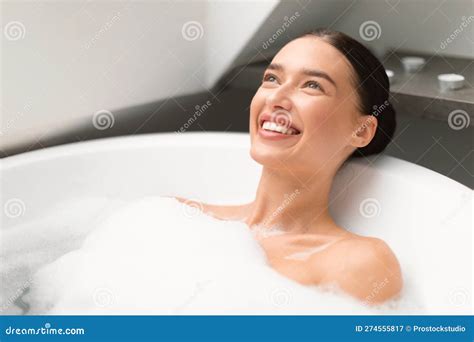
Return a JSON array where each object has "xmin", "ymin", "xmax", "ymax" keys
[{"xmin": 1, "ymin": 132, "xmax": 472, "ymax": 314}]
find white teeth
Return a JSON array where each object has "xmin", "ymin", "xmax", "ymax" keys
[{"xmin": 262, "ymin": 121, "xmax": 298, "ymax": 135}]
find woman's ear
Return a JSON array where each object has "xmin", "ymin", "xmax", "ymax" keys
[{"xmin": 351, "ymin": 115, "xmax": 378, "ymax": 148}]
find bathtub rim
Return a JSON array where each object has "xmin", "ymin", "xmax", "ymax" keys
[
  {"xmin": 1, "ymin": 131, "xmax": 471, "ymax": 193},
  {"xmin": 1, "ymin": 132, "xmax": 250, "ymax": 167}
]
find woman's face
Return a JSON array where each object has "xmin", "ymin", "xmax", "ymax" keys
[{"xmin": 249, "ymin": 36, "xmax": 371, "ymax": 176}]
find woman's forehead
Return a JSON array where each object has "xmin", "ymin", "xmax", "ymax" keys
[{"xmin": 271, "ymin": 36, "xmax": 353, "ymax": 84}]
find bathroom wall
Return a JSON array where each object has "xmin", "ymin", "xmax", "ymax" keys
[
  {"xmin": 1, "ymin": 0, "xmax": 278, "ymax": 153},
  {"xmin": 204, "ymin": 0, "xmax": 279, "ymax": 87},
  {"xmin": 227, "ymin": 0, "xmax": 473, "ymax": 73},
  {"xmin": 334, "ymin": 0, "xmax": 473, "ymax": 59}
]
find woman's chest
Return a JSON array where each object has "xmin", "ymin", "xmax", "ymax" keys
[{"xmin": 257, "ymin": 235, "xmax": 339, "ymax": 286}]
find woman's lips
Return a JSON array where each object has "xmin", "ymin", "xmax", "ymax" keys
[
  {"xmin": 257, "ymin": 123, "xmax": 302, "ymax": 141},
  {"xmin": 258, "ymin": 113, "xmax": 301, "ymax": 133}
]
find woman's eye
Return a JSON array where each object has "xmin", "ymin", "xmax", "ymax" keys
[
  {"xmin": 263, "ymin": 74, "xmax": 277, "ymax": 83},
  {"xmin": 306, "ymin": 80, "xmax": 323, "ymax": 91}
]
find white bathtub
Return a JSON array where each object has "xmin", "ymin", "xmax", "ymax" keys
[{"xmin": 1, "ymin": 132, "xmax": 472, "ymax": 314}]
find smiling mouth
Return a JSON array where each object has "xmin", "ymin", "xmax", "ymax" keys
[{"xmin": 258, "ymin": 118, "xmax": 301, "ymax": 136}]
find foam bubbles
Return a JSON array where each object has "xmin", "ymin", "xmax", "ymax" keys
[{"xmin": 4, "ymin": 197, "xmax": 421, "ymax": 315}]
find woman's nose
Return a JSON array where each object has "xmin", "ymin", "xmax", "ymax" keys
[{"xmin": 265, "ymin": 85, "xmax": 293, "ymax": 113}]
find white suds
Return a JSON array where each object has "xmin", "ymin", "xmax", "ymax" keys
[{"xmin": 2, "ymin": 197, "xmax": 423, "ymax": 315}]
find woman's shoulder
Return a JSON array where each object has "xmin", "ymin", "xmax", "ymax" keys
[
  {"xmin": 330, "ymin": 234, "xmax": 397, "ymax": 259},
  {"xmin": 310, "ymin": 234, "xmax": 403, "ymax": 304}
]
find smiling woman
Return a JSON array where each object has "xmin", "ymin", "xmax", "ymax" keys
[{"xmin": 176, "ymin": 28, "xmax": 402, "ymax": 305}]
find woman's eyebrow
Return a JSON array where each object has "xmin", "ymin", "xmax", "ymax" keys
[{"xmin": 266, "ymin": 63, "xmax": 337, "ymax": 89}]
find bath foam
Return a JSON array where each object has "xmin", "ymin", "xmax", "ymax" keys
[
  {"xmin": 0, "ymin": 196, "xmax": 126, "ymax": 315},
  {"xmin": 22, "ymin": 197, "xmax": 422, "ymax": 315}
]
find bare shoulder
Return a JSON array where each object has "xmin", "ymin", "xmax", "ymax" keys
[
  {"xmin": 172, "ymin": 196, "xmax": 247, "ymax": 221},
  {"xmin": 310, "ymin": 235, "xmax": 403, "ymax": 304}
]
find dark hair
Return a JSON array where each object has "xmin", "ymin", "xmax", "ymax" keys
[{"xmin": 299, "ymin": 28, "xmax": 396, "ymax": 159}]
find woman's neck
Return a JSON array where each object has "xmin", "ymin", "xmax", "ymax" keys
[{"xmin": 243, "ymin": 166, "xmax": 341, "ymax": 235}]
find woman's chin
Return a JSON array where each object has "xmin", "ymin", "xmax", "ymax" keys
[{"xmin": 249, "ymin": 143, "xmax": 289, "ymax": 167}]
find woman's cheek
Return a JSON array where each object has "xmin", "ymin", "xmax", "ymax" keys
[
  {"xmin": 250, "ymin": 90, "xmax": 265, "ymax": 113},
  {"xmin": 250, "ymin": 95, "xmax": 265, "ymax": 136}
]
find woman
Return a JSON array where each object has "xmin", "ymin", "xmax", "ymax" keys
[{"xmin": 177, "ymin": 28, "xmax": 402, "ymax": 305}]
